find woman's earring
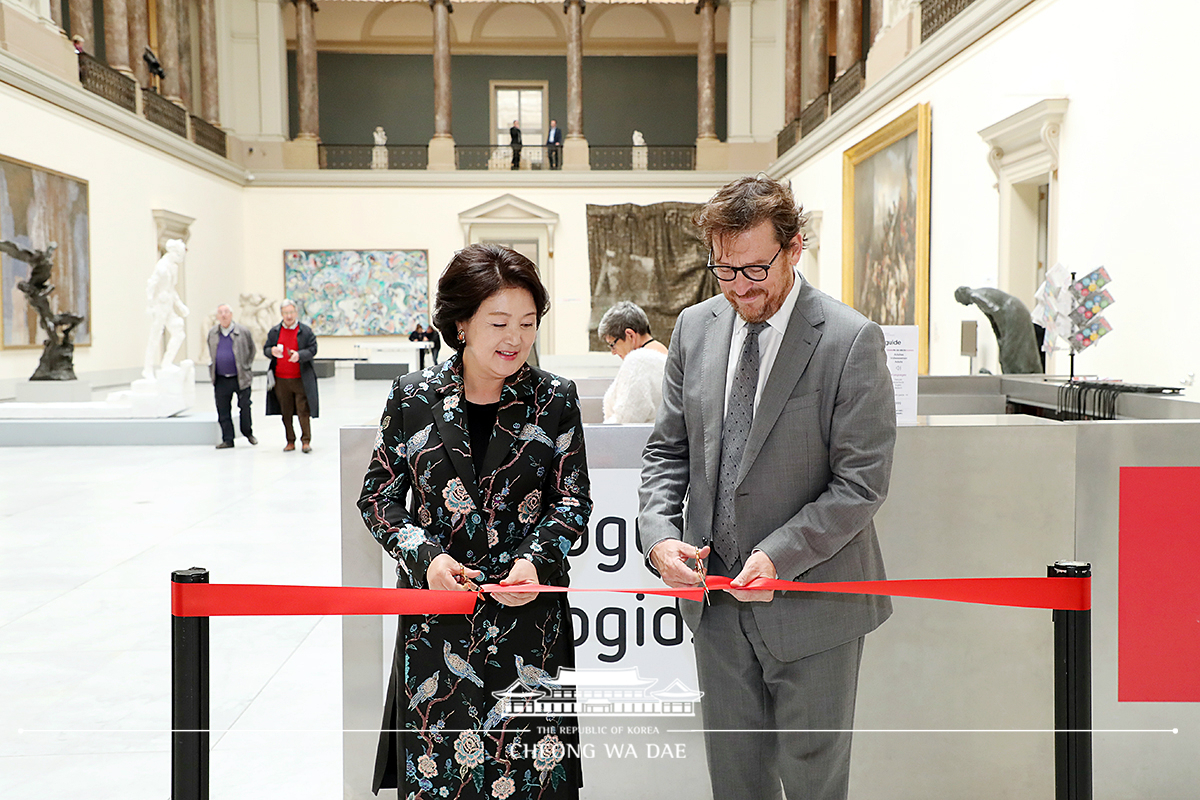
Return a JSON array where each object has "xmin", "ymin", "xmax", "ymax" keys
[{"xmin": 457, "ymin": 329, "xmax": 465, "ymax": 344}]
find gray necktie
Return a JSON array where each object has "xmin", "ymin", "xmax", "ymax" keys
[{"xmin": 712, "ymin": 321, "xmax": 767, "ymax": 570}]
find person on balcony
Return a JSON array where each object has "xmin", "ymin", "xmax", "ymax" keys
[
  {"xmin": 547, "ymin": 119, "xmax": 563, "ymax": 170},
  {"xmin": 509, "ymin": 119, "xmax": 522, "ymax": 170}
]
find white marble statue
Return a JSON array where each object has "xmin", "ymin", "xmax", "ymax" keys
[
  {"xmin": 143, "ymin": 239, "xmax": 189, "ymax": 379},
  {"xmin": 372, "ymin": 126, "xmax": 389, "ymax": 169},
  {"xmin": 238, "ymin": 292, "xmax": 277, "ymax": 350},
  {"xmin": 880, "ymin": 0, "xmax": 920, "ymax": 38},
  {"xmin": 632, "ymin": 130, "xmax": 646, "ymax": 147}
]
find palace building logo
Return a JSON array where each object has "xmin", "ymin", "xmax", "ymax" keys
[{"xmin": 493, "ymin": 666, "xmax": 703, "ymax": 717}]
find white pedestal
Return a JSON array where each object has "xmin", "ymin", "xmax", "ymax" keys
[
  {"xmin": 632, "ymin": 145, "xmax": 648, "ymax": 170},
  {"xmin": 0, "ymin": 361, "xmax": 197, "ymax": 419},
  {"xmin": 15, "ymin": 379, "xmax": 93, "ymax": 403}
]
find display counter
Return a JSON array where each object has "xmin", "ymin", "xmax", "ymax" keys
[{"xmin": 339, "ymin": 407, "xmax": 1200, "ymax": 799}]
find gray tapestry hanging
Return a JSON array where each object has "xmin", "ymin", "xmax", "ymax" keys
[{"xmin": 587, "ymin": 201, "xmax": 718, "ymax": 350}]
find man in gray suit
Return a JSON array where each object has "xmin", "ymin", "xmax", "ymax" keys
[{"xmin": 639, "ymin": 176, "xmax": 896, "ymax": 800}]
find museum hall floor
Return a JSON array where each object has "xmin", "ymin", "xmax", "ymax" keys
[{"xmin": 1, "ymin": 366, "xmax": 396, "ymax": 798}]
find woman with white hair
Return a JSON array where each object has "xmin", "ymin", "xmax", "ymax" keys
[{"xmin": 598, "ymin": 301, "xmax": 669, "ymax": 423}]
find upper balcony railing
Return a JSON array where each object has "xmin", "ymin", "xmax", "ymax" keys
[
  {"xmin": 75, "ymin": 53, "xmax": 229, "ymax": 160},
  {"xmin": 78, "ymin": 52, "xmax": 137, "ymax": 113},
  {"xmin": 317, "ymin": 143, "xmax": 696, "ymax": 171},
  {"xmin": 318, "ymin": 144, "xmax": 429, "ymax": 170}
]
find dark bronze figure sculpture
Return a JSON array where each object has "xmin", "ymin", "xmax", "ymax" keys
[
  {"xmin": 955, "ymin": 285, "xmax": 1044, "ymax": 374},
  {"xmin": 0, "ymin": 240, "xmax": 85, "ymax": 380}
]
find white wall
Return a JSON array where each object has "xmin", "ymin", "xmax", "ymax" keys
[
  {"xmin": 240, "ymin": 185, "xmax": 720, "ymax": 359},
  {"xmin": 0, "ymin": 83, "xmax": 245, "ymax": 382},
  {"xmin": 783, "ymin": 0, "xmax": 1200, "ymax": 385}
]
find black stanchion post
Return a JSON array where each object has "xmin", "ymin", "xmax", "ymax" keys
[
  {"xmin": 1050, "ymin": 561, "xmax": 1091, "ymax": 800},
  {"xmin": 172, "ymin": 568, "xmax": 210, "ymax": 800}
]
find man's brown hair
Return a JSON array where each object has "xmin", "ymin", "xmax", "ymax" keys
[{"xmin": 693, "ymin": 175, "xmax": 808, "ymax": 252}]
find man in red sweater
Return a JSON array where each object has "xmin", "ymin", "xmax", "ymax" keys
[{"xmin": 264, "ymin": 300, "xmax": 320, "ymax": 452}]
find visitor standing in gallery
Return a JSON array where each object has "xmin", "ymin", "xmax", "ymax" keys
[
  {"xmin": 598, "ymin": 300, "xmax": 669, "ymax": 424},
  {"xmin": 359, "ymin": 243, "xmax": 592, "ymax": 799},
  {"xmin": 207, "ymin": 303, "xmax": 257, "ymax": 449},
  {"xmin": 638, "ymin": 175, "xmax": 896, "ymax": 800},
  {"xmin": 546, "ymin": 119, "xmax": 563, "ymax": 170},
  {"xmin": 509, "ymin": 119, "xmax": 522, "ymax": 170},
  {"xmin": 264, "ymin": 299, "xmax": 320, "ymax": 452}
]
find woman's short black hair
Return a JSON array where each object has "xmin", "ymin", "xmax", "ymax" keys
[{"xmin": 432, "ymin": 244, "xmax": 550, "ymax": 353}]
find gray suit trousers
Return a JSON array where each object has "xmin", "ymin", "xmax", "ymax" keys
[{"xmin": 694, "ymin": 591, "xmax": 864, "ymax": 800}]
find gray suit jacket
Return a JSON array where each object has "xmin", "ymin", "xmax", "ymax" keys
[
  {"xmin": 638, "ymin": 279, "xmax": 896, "ymax": 662},
  {"xmin": 206, "ymin": 322, "xmax": 256, "ymax": 391}
]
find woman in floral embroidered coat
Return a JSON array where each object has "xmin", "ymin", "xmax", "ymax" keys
[{"xmin": 359, "ymin": 244, "xmax": 592, "ymax": 799}]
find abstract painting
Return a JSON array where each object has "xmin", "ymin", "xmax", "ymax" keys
[
  {"xmin": 0, "ymin": 154, "xmax": 90, "ymax": 348},
  {"xmin": 283, "ymin": 249, "xmax": 429, "ymax": 336}
]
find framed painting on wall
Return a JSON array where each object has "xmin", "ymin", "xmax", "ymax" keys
[
  {"xmin": 283, "ymin": 249, "xmax": 429, "ymax": 336},
  {"xmin": 842, "ymin": 103, "xmax": 931, "ymax": 373},
  {"xmin": 0, "ymin": 154, "xmax": 91, "ymax": 348}
]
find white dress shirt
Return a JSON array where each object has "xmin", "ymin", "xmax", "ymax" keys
[{"xmin": 723, "ymin": 268, "xmax": 804, "ymax": 416}]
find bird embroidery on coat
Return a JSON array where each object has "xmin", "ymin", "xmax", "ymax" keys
[
  {"xmin": 517, "ymin": 423, "xmax": 554, "ymax": 449},
  {"xmin": 409, "ymin": 670, "xmax": 440, "ymax": 709},
  {"xmin": 481, "ymin": 697, "xmax": 509, "ymax": 734},
  {"xmin": 444, "ymin": 641, "xmax": 484, "ymax": 687},
  {"xmin": 514, "ymin": 655, "xmax": 560, "ymax": 690}
]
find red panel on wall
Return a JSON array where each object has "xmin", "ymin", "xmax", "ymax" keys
[{"xmin": 1119, "ymin": 466, "xmax": 1200, "ymax": 702}]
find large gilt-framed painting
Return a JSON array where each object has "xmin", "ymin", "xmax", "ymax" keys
[
  {"xmin": 283, "ymin": 249, "xmax": 429, "ymax": 336},
  {"xmin": 842, "ymin": 103, "xmax": 931, "ymax": 372},
  {"xmin": 0, "ymin": 154, "xmax": 90, "ymax": 348}
]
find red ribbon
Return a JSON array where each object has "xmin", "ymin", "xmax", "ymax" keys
[
  {"xmin": 172, "ymin": 576, "xmax": 1090, "ymax": 617},
  {"xmin": 171, "ymin": 582, "xmax": 477, "ymax": 617}
]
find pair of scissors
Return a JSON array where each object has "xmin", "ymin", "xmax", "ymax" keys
[
  {"xmin": 690, "ymin": 541, "xmax": 710, "ymax": 605},
  {"xmin": 453, "ymin": 564, "xmax": 480, "ymax": 593}
]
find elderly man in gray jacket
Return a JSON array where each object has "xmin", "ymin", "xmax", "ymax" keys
[{"xmin": 207, "ymin": 304, "xmax": 258, "ymax": 449}]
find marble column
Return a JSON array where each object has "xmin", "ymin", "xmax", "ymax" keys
[
  {"xmin": 198, "ymin": 0, "xmax": 219, "ymax": 124},
  {"xmin": 156, "ymin": 0, "xmax": 182, "ymax": 101},
  {"xmin": 565, "ymin": 0, "xmax": 584, "ymax": 139},
  {"xmin": 695, "ymin": 0, "xmax": 717, "ymax": 141},
  {"xmin": 836, "ymin": 0, "xmax": 862, "ymax": 77},
  {"xmin": 69, "ymin": 0, "xmax": 94, "ymax": 52},
  {"xmin": 128, "ymin": 0, "xmax": 149, "ymax": 86},
  {"xmin": 294, "ymin": 0, "xmax": 319, "ymax": 139},
  {"xmin": 784, "ymin": 0, "xmax": 800, "ymax": 123},
  {"xmin": 431, "ymin": 0, "xmax": 451, "ymax": 138},
  {"xmin": 869, "ymin": 0, "xmax": 882, "ymax": 48},
  {"xmin": 103, "ymin": 0, "xmax": 132, "ymax": 74},
  {"xmin": 177, "ymin": 0, "xmax": 193, "ymax": 110},
  {"xmin": 562, "ymin": 0, "xmax": 588, "ymax": 169},
  {"xmin": 801, "ymin": 0, "xmax": 828, "ymax": 109}
]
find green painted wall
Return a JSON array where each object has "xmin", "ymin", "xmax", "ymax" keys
[{"xmin": 289, "ymin": 53, "xmax": 727, "ymax": 146}]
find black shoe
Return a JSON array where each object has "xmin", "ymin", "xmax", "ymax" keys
[
  {"xmin": 246, "ymin": 435, "xmax": 258, "ymax": 445},
  {"xmin": 215, "ymin": 442, "xmax": 234, "ymax": 449}
]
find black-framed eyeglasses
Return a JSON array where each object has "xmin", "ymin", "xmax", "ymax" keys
[
  {"xmin": 604, "ymin": 336, "xmax": 622, "ymax": 352},
  {"xmin": 707, "ymin": 245, "xmax": 783, "ymax": 282}
]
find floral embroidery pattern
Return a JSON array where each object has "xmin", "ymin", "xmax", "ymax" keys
[
  {"xmin": 491, "ymin": 775, "xmax": 515, "ymax": 799},
  {"xmin": 533, "ymin": 735, "xmax": 566, "ymax": 773},
  {"xmin": 454, "ymin": 731, "xmax": 486, "ymax": 768},
  {"xmin": 443, "ymin": 478, "xmax": 474, "ymax": 516},
  {"xmin": 517, "ymin": 490, "xmax": 541, "ymax": 525},
  {"xmin": 417, "ymin": 754, "xmax": 438, "ymax": 778}
]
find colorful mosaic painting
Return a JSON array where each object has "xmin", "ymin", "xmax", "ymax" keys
[{"xmin": 284, "ymin": 249, "xmax": 429, "ymax": 336}]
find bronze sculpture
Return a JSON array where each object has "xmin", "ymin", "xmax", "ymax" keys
[
  {"xmin": 955, "ymin": 285, "xmax": 1043, "ymax": 374},
  {"xmin": 1, "ymin": 240, "xmax": 85, "ymax": 380}
]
